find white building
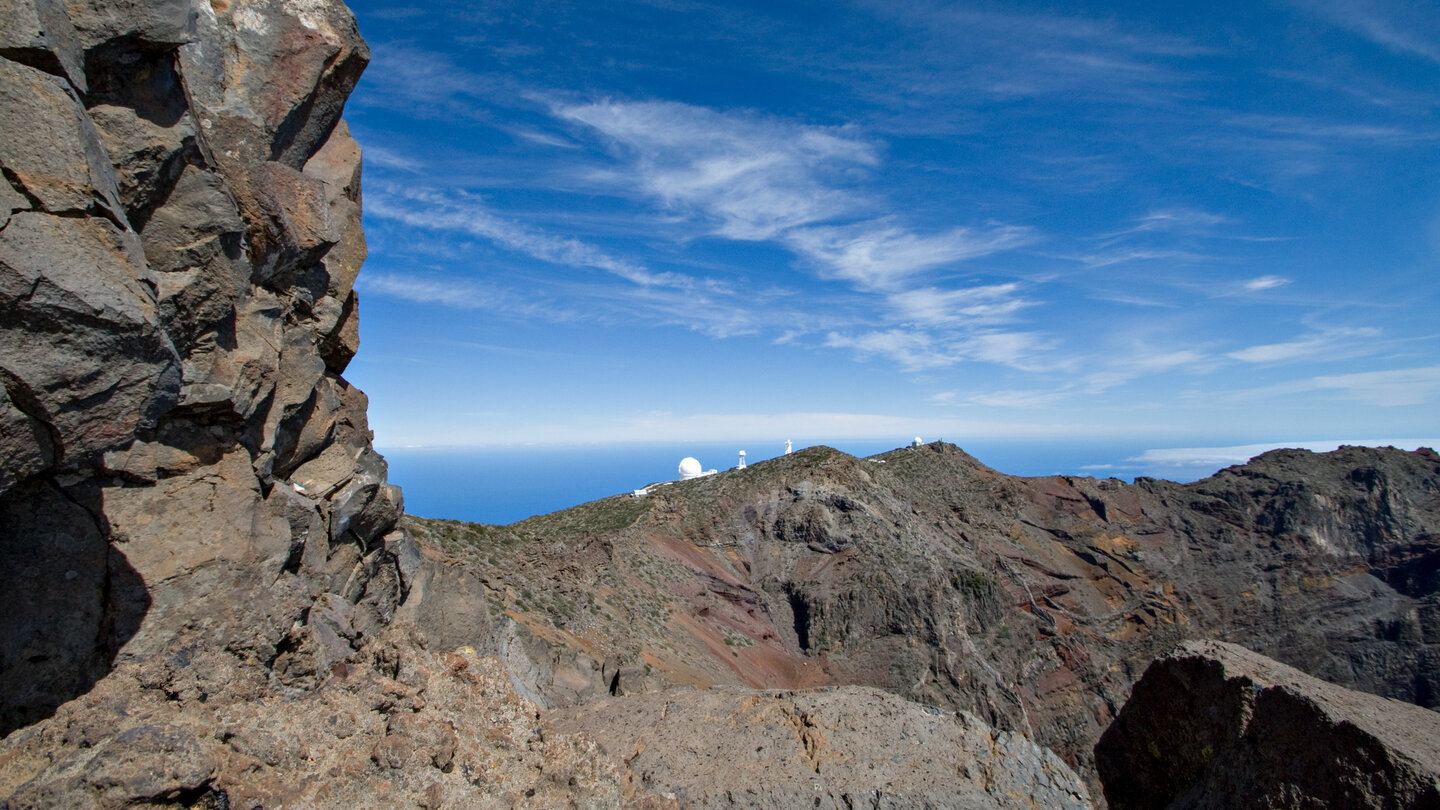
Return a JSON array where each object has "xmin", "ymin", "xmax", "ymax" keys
[{"xmin": 678, "ymin": 457, "xmax": 717, "ymax": 480}]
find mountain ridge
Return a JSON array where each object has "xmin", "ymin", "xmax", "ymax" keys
[{"xmin": 402, "ymin": 440, "xmax": 1440, "ymax": 789}]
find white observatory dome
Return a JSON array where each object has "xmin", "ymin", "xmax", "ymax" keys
[{"xmin": 678, "ymin": 457, "xmax": 703, "ymax": 479}]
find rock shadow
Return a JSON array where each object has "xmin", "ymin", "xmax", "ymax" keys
[{"xmin": 0, "ymin": 479, "xmax": 150, "ymax": 737}]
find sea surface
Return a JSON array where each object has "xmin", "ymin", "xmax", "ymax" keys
[{"xmin": 378, "ymin": 439, "xmax": 1207, "ymax": 526}]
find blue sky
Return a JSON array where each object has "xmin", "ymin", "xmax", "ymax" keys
[{"xmin": 341, "ymin": 0, "xmax": 1438, "ymax": 473}]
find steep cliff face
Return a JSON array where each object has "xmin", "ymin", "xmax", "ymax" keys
[
  {"xmin": 406, "ymin": 442, "xmax": 1440, "ymax": 790},
  {"xmin": 0, "ymin": 0, "xmax": 404, "ymax": 737}
]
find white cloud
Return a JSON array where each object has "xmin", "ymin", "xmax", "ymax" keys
[
  {"xmin": 1228, "ymin": 339, "xmax": 1324, "ymax": 363},
  {"xmin": 1227, "ymin": 327, "xmax": 1381, "ymax": 363},
  {"xmin": 825, "ymin": 330, "xmax": 955, "ymax": 371},
  {"xmin": 959, "ymin": 331, "xmax": 1052, "ymax": 369},
  {"xmin": 1289, "ymin": 0, "xmax": 1440, "ymax": 64},
  {"xmin": 363, "ymin": 145, "xmax": 424, "ymax": 173},
  {"xmin": 785, "ymin": 224, "xmax": 1031, "ymax": 290},
  {"xmin": 1075, "ymin": 248, "xmax": 1208, "ymax": 269},
  {"xmin": 1243, "ymin": 275, "xmax": 1291, "ymax": 291},
  {"xmin": 1311, "ymin": 365, "xmax": 1440, "ymax": 406},
  {"xmin": 965, "ymin": 389, "xmax": 1073, "ymax": 408},
  {"xmin": 825, "ymin": 328, "xmax": 1051, "ymax": 372},
  {"xmin": 1079, "ymin": 347, "xmax": 1208, "ymax": 393},
  {"xmin": 556, "ymin": 100, "xmax": 1029, "ymax": 288},
  {"xmin": 1101, "ymin": 209, "xmax": 1231, "ymax": 238},
  {"xmin": 358, "ymin": 273, "xmax": 577, "ymax": 323},
  {"xmin": 888, "ymin": 284, "xmax": 1030, "ymax": 326},
  {"xmin": 1220, "ymin": 364, "xmax": 1440, "ymax": 406},
  {"xmin": 1131, "ymin": 438, "xmax": 1440, "ymax": 467},
  {"xmin": 556, "ymin": 100, "xmax": 875, "ymax": 240},
  {"xmin": 366, "ymin": 182, "xmax": 690, "ymax": 288}
]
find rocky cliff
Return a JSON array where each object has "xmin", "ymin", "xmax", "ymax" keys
[
  {"xmin": 1, "ymin": 0, "xmax": 398, "ymax": 733},
  {"xmin": 0, "ymin": 2, "xmax": 638, "ymax": 807},
  {"xmin": 405, "ymin": 442, "xmax": 1440, "ymax": 792}
]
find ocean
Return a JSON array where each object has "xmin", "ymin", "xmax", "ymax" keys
[{"xmin": 377, "ymin": 439, "xmax": 1209, "ymax": 526}]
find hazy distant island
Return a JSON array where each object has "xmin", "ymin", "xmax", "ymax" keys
[{"xmin": 3, "ymin": 0, "xmax": 1439, "ymax": 808}]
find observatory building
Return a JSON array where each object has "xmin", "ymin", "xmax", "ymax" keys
[{"xmin": 678, "ymin": 457, "xmax": 717, "ymax": 481}]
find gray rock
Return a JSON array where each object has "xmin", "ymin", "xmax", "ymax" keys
[
  {"xmin": 0, "ymin": 57, "xmax": 120, "ymax": 218},
  {"xmin": 0, "ymin": 0, "xmax": 86, "ymax": 91},
  {"xmin": 554, "ymin": 685, "xmax": 1095, "ymax": 809},
  {"xmin": 1095, "ymin": 640, "xmax": 1440, "ymax": 810},
  {"xmin": 0, "ymin": 210, "xmax": 181, "ymax": 473},
  {"xmin": 60, "ymin": 0, "xmax": 197, "ymax": 51},
  {"xmin": 0, "ymin": 0, "xmax": 407, "ymax": 772}
]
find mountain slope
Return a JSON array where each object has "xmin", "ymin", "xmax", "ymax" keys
[{"xmin": 404, "ymin": 441, "xmax": 1440, "ymax": 782}]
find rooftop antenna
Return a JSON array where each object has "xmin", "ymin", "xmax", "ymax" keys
[{"xmin": 737, "ymin": 450, "xmax": 747, "ymax": 469}]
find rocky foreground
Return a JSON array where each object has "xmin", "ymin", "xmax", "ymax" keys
[{"xmin": 4, "ymin": 0, "xmax": 1440, "ymax": 808}]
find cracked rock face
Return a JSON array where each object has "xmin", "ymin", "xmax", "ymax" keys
[{"xmin": 0, "ymin": 0, "xmax": 399, "ymax": 750}]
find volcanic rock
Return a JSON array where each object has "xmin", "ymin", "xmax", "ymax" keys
[
  {"xmin": 1094, "ymin": 639, "xmax": 1440, "ymax": 810},
  {"xmin": 554, "ymin": 685, "xmax": 1094, "ymax": 809}
]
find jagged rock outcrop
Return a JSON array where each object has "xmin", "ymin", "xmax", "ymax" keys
[
  {"xmin": 1, "ymin": 0, "xmax": 398, "ymax": 734},
  {"xmin": 0, "ymin": 1, "xmax": 534, "ymax": 805},
  {"xmin": 554, "ymin": 685, "xmax": 1094, "ymax": 809},
  {"xmin": 405, "ymin": 442, "xmax": 1440, "ymax": 794},
  {"xmin": 1094, "ymin": 640, "xmax": 1440, "ymax": 810}
]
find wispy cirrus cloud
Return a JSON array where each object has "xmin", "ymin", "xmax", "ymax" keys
[
  {"xmin": 1227, "ymin": 326, "xmax": 1382, "ymax": 364},
  {"xmin": 1218, "ymin": 364, "xmax": 1440, "ymax": 407},
  {"xmin": 553, "ymin": 97, "xmax": 1052, "ymax": 372},
  {"xmin": 1243, "ymin": 275, "xmax": 1291, "ymax": 292},
  {"xmin": 1288, "ymin": 0, "xmax": 1440, "ymax": 64},
  {"xmin": 785, "ymin": 223, "xmax": 1032, "ymax": 290},
  {"xmin": 825, "ymin": 328, "xmax": 1053, "ymax": 372},
  {"xmin": 556, "ymin": 100, "xmax": 876, "ymax": 241},
  {"xmin": 555, "ymin": 100, "xmax": 1029, "ymax": 288},
  {"xmin": 1099, "ymin": 209, "xmax": 1232, "ymax": 240},
  {"xmin": 963, "ymin": 388, "xmax": 1074, "ymax": 409},
  {"xmin": 1310, "ymin": 365, "xmax": 1440, "ymax": 406},
  {"xmin": 358, "ymin": 273, "xmax": 581, "ymax": 323},
  {"xmin": 1081, "ymin": 348, "xmax": 1209, "ymax": 393},
  {"xmin": 851, "ymin": 2, "xmax": 1212, "ymax": 105},
  {"xmin": 366, "ymin": 181, "xmax": 689, "ymax": 288},
  {"xmin": 886, "ymin": 284, "xmax": 1032, "ymax": 326}
]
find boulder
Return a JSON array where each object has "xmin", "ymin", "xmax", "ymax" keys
[{"xmin": 1095, "ymin": 640, "xmax": 1440, "ymax": 810}]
